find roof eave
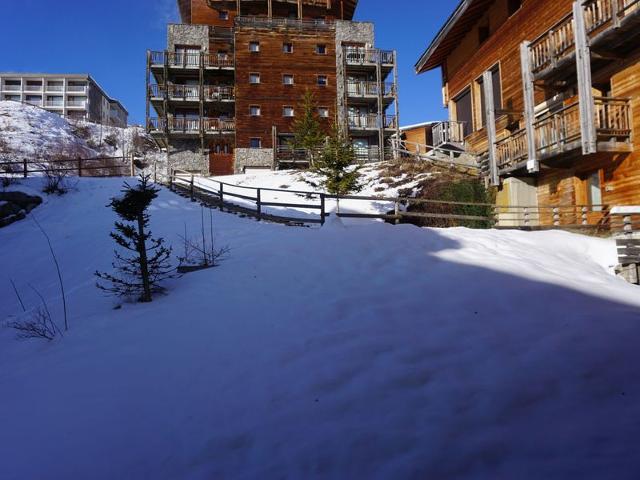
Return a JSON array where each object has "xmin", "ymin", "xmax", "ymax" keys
[{"xmin": 414, "ymin": 0, "xmax": 472, "ymax": 74}]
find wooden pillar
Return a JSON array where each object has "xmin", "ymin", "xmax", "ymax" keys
[
  {"xmin": 482, "ymin": 70, "xmax": 499, "ymax": 186},
  {"xmin": 268, "ymin": 0, "xmax": 272, "ymax": 18},
  {"xmin": 298, "ymin": 0, "xmax": 303, "ymax": 19},
  {"xmin": 145, "ymin": 51, "xmax": 151, "ymax": 133},
  {"xmin": 376, "ymin": 56, "xmax": 385, "ymax": 163},
  {"xmin": 520, "ymin": 41, "xmax": 538, "ymax": 173},
  {"xmin": 340, "ymin": 0, "xmax": 344, "ymax": 20},
  {"xmin": 573, "ymin": 0, "xmax": 597, "ymax": 154},
  {"xmin": 236, "ymin": 0, "xmax": 240, "ymax": 16},
  {"xmin": 392, "ymin": 51, "xmax": 401, "ymax": 159}
]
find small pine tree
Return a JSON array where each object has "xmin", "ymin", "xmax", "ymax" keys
[
  {"xmin": 96, "ymin": 174, "xmax": 173, "ymax": 302},
  {"xmin": 291, "ymin": 90, "xmax": 326, "ymax": 166},
  {"xmin": 314, "ymin": 124, "xmax": 362, "ymax": 203}
]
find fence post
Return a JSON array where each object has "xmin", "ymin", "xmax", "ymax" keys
[
  {"xmin": 169, "ymin": 168, "xmax": 174, "ymax": 191},
  {"xmin": 23, "ymin": 158, "xmax": 28, "ymax": 178},
  {"xmin": 256, "ymin": 188, "xmax": 262, "ymax": 221},
  {"xmin": 582, "ymin": 206, "xmax": 588, "ymax": 225},
  {"xmin": 77, "ymin": 157, "xmax": 82, "ymax": 177},
  {"xmin": 130, "ymin": 155, "xmax": 135, "ymax": 177},
  {"xmin": 553, "ymin": 207, "xmax": 560, "ymax": 226},
  {"xmin": 624, "ymin": 215, "xmax": 633, "ymax": 236},
  {"xmin": 394, "ymin": 199, "xmax": 400, "ymax": 225},
  {"xmin": 219, "ymin": 182, "xmax": 224, "ymax": 211},
  {"xmin": 190, "ymin": 175, "xmax": 195, "ymax": 202},
  {"xmin": 320, "ymin": 193, "xmax": 326, "ymax": 225},
  {"xmin": 524, "ymin": 207, "xmax": 529, "ymax": 227}
]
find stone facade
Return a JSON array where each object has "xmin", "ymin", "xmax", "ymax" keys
[
  {"xmin": 167, "ymin": 140, "xmax": 208, "ymax": 174},
  {"xmin": 234, "ymin": 148, "xmax": 274, "ymax": 173},
  {"xmin": 167, "ymin": 24, "xmax": 210, "ymax": 52},
  {"xmin": 335, "ymin": 21, "xmax": 375, "ymax": 128}
]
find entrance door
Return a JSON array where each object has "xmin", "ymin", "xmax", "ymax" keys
[{"xmin": 209, "ymin": 146, "xmax": 234, "ymax": 176}]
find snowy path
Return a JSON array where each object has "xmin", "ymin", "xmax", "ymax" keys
[{"xmin": 1, "ymin": 178, "xmax": 640, "ymax": 479}]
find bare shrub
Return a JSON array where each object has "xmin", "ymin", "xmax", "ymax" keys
[
  {"xmin": 72, "ymin": 124, "xmax": 91, "ymax": 140},
  {"xmin": 178, "ymin": 206, "xmax": 229, "ymax": 270},
  {"xmin": 7, "ymin": 286, "xmax": 63, "ymax": 341}
]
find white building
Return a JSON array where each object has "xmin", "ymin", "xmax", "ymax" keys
[{"xmin": 0, "ymin": 73, "xmax": 128, "ymax": 127}]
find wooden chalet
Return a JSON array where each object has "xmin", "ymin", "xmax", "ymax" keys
[{"xmin": 416, "ymin": 0, "xmax": 640, "ymax": 225}]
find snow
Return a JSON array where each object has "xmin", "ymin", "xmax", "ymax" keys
[
  {"xmin": 0, "ymin": 101, "xmax": 158, "ymax": 160},
  {"xmin": 610, "ymin": 205, "xmax": 640, "ymax": 215},
  {"xmin": 2, "ymin": 177, "xmax": 640, "ymax": 479},
  {"xmin": 189, "ymin": 166, "xmax": 433, "ymax": 219}
]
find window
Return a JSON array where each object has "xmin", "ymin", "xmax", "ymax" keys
[
  {"xmin": 283, "ymin": 43, "xmax": 293, "ymax": 53},
  {"xmin": 174, "ymin": 46, "xmax": 200, "ymax": 66},
  {"xmin": 25, "ymin": 95, "xmax": 42, "ymax": 105},
  {"xmin": 283, "ymin": 106, "xmax": 295, "ymax": 117},
  {"xmin": 508, "ymin": 0, "xmax": 522, "ymax": 16},
  {"xmin": 316, "ymin": 44, "xmax": 327, "ymax": 55},
  {"xmin": 250, "ymin": 138, "xmax": 262, "ymax": 149},
  {"xmin": 588, "ymin": 172, "xmax": 603, "ymax": 210},
  {"xmin": 25, "ymin": 80, "xmax": 42, "ymax": 91},
  {"xmin": 317, "ymin": 75, "xmax": 328, "ymax": 87},
  {"xmin": 249, "ymin": 73, "xmax": 260, "ymax": 84},
  {"xmin": 219, "ymin": 10, "xmax": 229, "ymax": 20},
  {"xmin": 4, "ymin": 80, "xmax": 21, "ymax": 91},
  {"xmin": 283, "ymin": 74, "xmax": 294, "ymax": 85},
  {"xmin": 47, "ymin": 81, "xmax": 63, "ymax": 91},
  {"xmin": 250, "ymin": 105, "xmax": 261, "ymax": 116},
  {"xmin": 318, "ymin": 107, "xmax": 329, "ymax": 118},
  {"xmin": 249, "ymin": 41, "xmax": 260, "ymax": 53},
  {"xmin": 476, "ymin": 65, "xmax": 502, "ymax": 128},
  {"xmin": 453, "ymin": 88, "xmax": 473, "ymax": 137},
  {"xmin": 46, "ymin": 95, "xmax": 63, "ymax": 107}
]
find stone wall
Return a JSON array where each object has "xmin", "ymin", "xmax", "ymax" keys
[
  {"xmin": 167, "ymin": 140, "xmax": 208, "ymax": 174},
  {"xmin": 234, "ymin": 148, "xmax": 274, "ymax": 173},
  {"xmin": 335, "ymin": 21, "xmax": 375, "ymax": 128},
  {"xmin": 167, "ymin": 24, "xmax": 210, "ymax": 52}
]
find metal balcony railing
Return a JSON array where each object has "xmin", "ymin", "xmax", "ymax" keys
[
  {"xmin": 345, "ymin": 48, "xmax": 394, "ymax": 66},
  {"xmin": 148, "ymin": 117, "xmax": 236, "ymax": 134},
  {"xmin": 148, "ymin": 84, "xmax": 235, "ymax": 101},
  {"xmin": 346, "ymin": 81, "xmax": 395, "ymax": 97},
  {"xmin": 348, "ymin": 114, "xmax": 397, "ymax": 129},
  {"xmin": 235, "ymin": 16, "xmax": 335, "ymax": 30},
  {"xmin": 433, "ymin": 121, "xmax": 466, "ymax": 147},
  {"xmin": 149, "ymin": 51, "xmax": 234, "ymax": 69}
]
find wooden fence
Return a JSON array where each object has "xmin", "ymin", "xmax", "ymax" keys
[
  {"xmin": 167, "ymin": 169, "xmax": 628, "ymax": 233},
  {"xmin": 0, "ymin": 156, "xmax": 135, "ymax": 178}
]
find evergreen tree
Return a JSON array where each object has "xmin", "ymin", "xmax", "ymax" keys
[
  {"xmin": 96, "ymin": 175, "xmax": 173, "ymax": 302},
  {"xmin": 291, "ymin": 90, "xmax": 326, "ymax": 166},
  {"xmin": 314, "ymin": 124, "xmax": 362, "ymax": 202}
]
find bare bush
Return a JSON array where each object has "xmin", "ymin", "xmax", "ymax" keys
[
  {"xmin": 7, "ymin": 286, "xmax": 63, "ymax": 341},
  {"xmin": 178, "ymin": 206, "xmax": 229, "ymax": 270}
]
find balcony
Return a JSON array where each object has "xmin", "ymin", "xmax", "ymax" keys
[
  {"xmin": 148, "ymin": 117, "xmax": 235, "ymax": 135},
  {"xmin": 345, "ymin": 48, "xmax": 394, "ymax": 67},
  {"xmin": 3, "ymin": 84, "xmax": 21, "ymax": 91},
  {"xmin": 433, "ymin": 121, "xmax": 466, "ymax": 149},
  {"xmin": 348, "ymin": 114, "xmax": 397, "ymax": 131},
  {"xmin": 149, "ymin": 51, "xmax": 234, "ymax": 70},
  {"xmin": 495, "ymin": 97, "xmax": 632, "ymax": 172},
  {"xmin": 149, "ymin": 84, "xmax": 235, "ymax": 102},
  {"xmin": 346, "ymin": 81, "xmax": 395, "ymax": 100},
  {"xmin": 235, "ymin": 16, "xmax": 335, "ymax": 31},
  {"xmin": 528, "ymin": 0, "xmax": 640, "ymax": 80}
]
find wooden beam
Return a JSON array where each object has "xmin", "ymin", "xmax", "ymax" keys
[
  {"xmin": 236, "ymin": 0, "xmax": 240, "ymax": 16},
  {"xmin": 520, "ymin": 41, "xmax": 538, "ymax": 173},
  {"xmin": 482, "ymin": 70, "xmax": 499, "ymax": 186},
  {"xmin": 341, "ymin": 0, "xmax": 344, "ymax": 20},
  {"xmin": 268, "ymin": 0, "xmax": 272, "ymax": 17},
  {"xmin": 298, "ymin": 0, "xmax": 303, "ymax": 19},
  {"xmin": 573, "ymin": 0, "xmax": 597, "ymax": 155}
]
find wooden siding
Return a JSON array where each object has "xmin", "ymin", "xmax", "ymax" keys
[
  {"xmin": 402, "ymin": 125, "xmax": 432, "ymax": 151},
  {"xmin": 234, "ymin": 28, "xmax": 336, "ymax": 148}
]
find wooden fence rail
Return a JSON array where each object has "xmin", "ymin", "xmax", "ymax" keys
[{"xmin": 0, "ymin": 156, "xmax": 136, "ymax": 178}]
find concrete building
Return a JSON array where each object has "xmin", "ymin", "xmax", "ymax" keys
[
  {"xmin": 0, "ymin": 73, "xmax": 128, "ymax": 127},
  {"xmin": 146, "ymin": 0, "xmax": 400, "ymax": 175}
]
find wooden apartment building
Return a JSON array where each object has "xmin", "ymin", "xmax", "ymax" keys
[
  {"xmin": 146, "ymin": 0, "xmax": 400, "ymax": 175},
  {"xmin": 416, "ymin": 0, "xmax": 640, "ymax": 223}
]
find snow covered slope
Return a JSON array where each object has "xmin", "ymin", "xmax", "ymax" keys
[
  {"xmin": 1, "ymin": 178, "xmax": 640, "ymax": 479},
  {"xmin": 0, "ymin": 101, "xmax": 157, "ymax": 159}
]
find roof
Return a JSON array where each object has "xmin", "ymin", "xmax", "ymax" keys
[
  {"xmin": 415, "ymin": 0, "xmax": 495, "ymax": 74},
  {"xmin": 400, "ymin": 121, "xmax": 438, "ymax": 131},
  {"xmin": 0, "ymin": 72, "xmax": 91, "ymax": 79}
]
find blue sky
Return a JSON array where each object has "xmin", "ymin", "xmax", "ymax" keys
[{"xmin": 0, "ymin": 0, "xmax": 456, "ymax": 126}]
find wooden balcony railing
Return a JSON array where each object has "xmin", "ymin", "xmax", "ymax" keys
[
  {"xmin": 149, "ymin": 51, "xmax": 234, "ymax": 69},
  {"xmin": 433, "ymin": 121, "xmax": 466, "ymax": 147},
  {"xmin": 495, "ymin": 97, "xmax": 631, "ymax": 171},
  {"xmin": 529, "ymin": 0, "xmax": 640, "ymax": 76},
  {"xmin": 148, "ymin": 117, "xmax": 235, "ymax": 134},
  {"xmin": 345, "ymin": 48, "xmax": 394, "ymax": 66},
  {"xmin": 346, "ymin": 81, "xmax": 395, "ymax": 97}
]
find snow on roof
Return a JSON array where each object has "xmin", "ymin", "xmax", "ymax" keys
[{"xmin": 399, "ymin": 121, "xmax": 439, "ymax": 131}]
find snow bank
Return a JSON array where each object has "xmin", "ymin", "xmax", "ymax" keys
[
  {"xmin": 0, "ymin": 101, "xmax": 158, "ymax": 160},
  {"xmin": 1, "ymin": 177, "xmax": 640, "ymax": 479}
]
